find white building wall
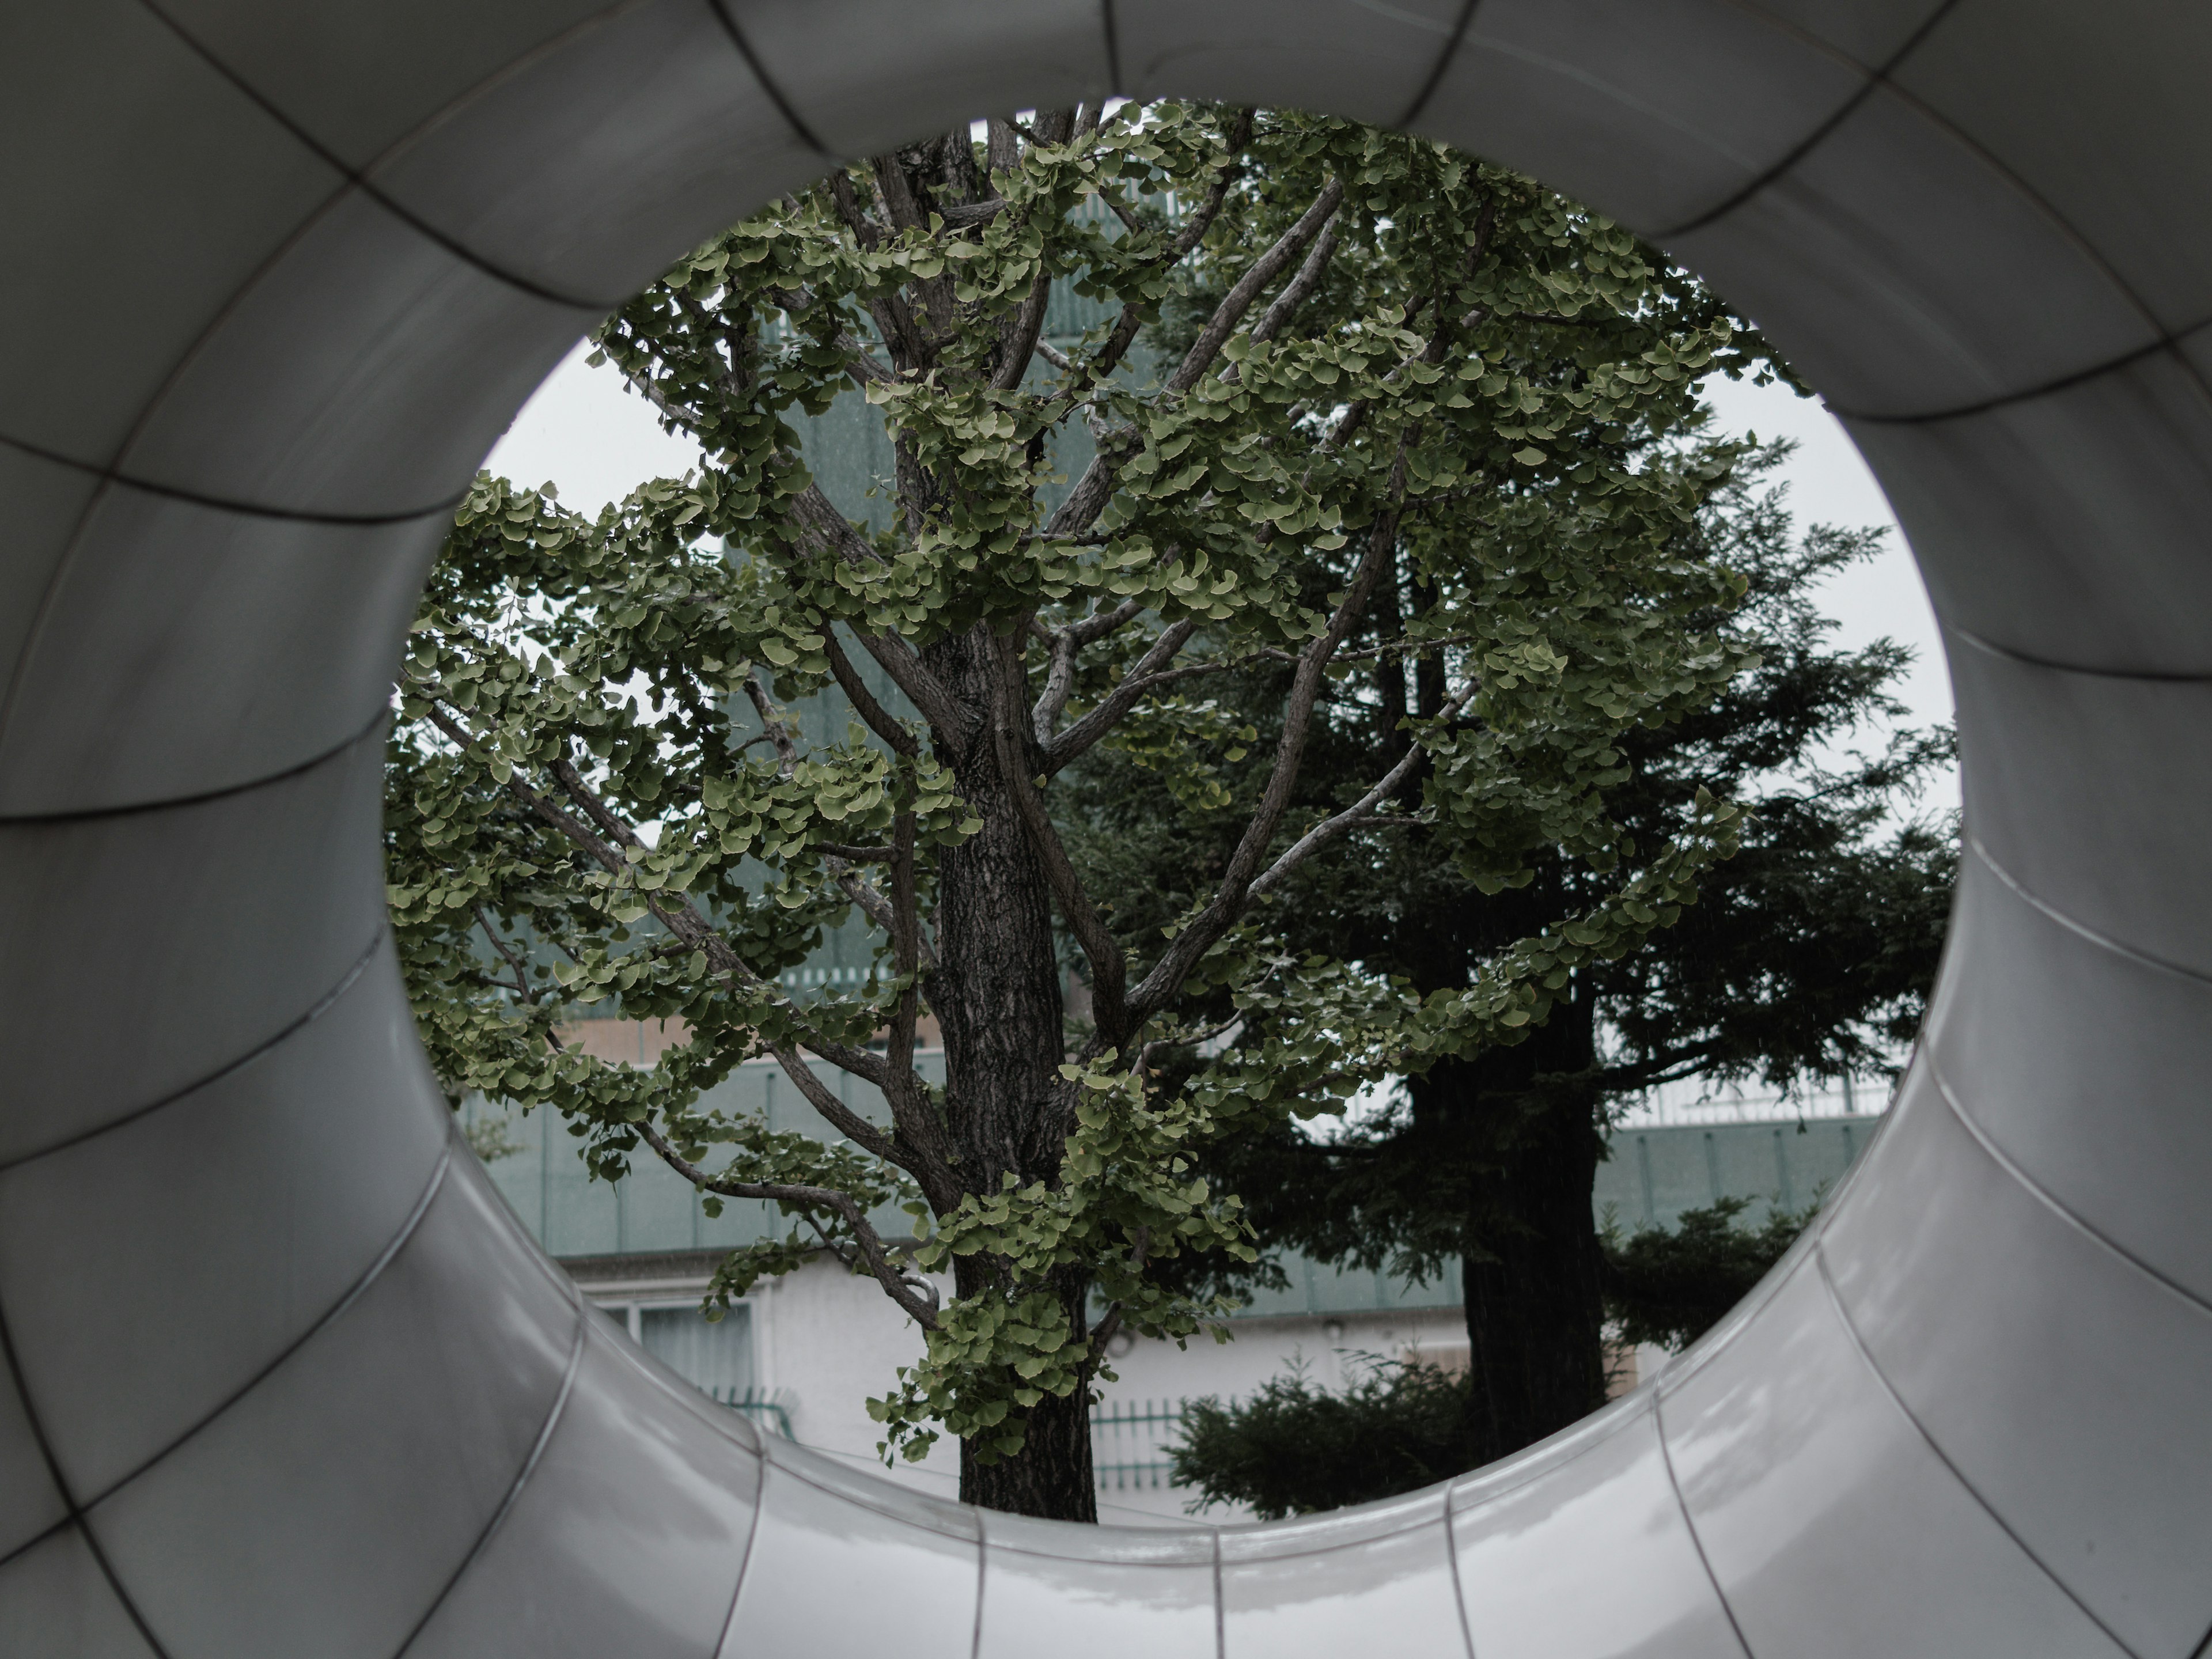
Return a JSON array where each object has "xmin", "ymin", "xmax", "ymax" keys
[{"xmin": 577, "ymin": 1253, "xmax": 1516, "ymax": 1525}]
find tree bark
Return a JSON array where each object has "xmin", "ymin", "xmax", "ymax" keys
[
  {"xmin": 1408, "ymin": 998, "xmax": 1610, "ymax": 1468},
  {"xmin": 1457, "ymin": 1082, "xmax": 1609, "ymax": 1465},
  {"xmin": 955, "ymin": 1263, "xmax": 1100, "ymax": 1521},
  {"xmin": 926, "ymin": 624, "xmax": 1065, "ymax": 1179},
  {"xmin": 922, "ymin": 622, "xmax": 1099, "ymax": 1514}
]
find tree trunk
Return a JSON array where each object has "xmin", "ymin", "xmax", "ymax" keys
[
  {"xmin": 924, "ymin": 623, "xmax": 1098, "ymax": 1516},
  {"xmin": 1408, "ymin": 997, "xmax": 1609, "ymax": 1469},
  {"xmin": 957, "ymin": 1385, "xmax": 1098, "ymax": 1520},
  {"xmin": 1456, "ymin": 1077, "xmax": 1609, "ymax": 1465},
  {"xmin": 954, "ymin": 1265, "xmax": 1100, "ymax": 1521}
]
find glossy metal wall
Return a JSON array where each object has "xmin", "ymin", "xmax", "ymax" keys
[{"xmin": 2, "ymin": 3, "xmax": 2207, "ymax": 1654}]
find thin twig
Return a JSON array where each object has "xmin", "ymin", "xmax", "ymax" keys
[
  {"xmin": 1248, "ymin": 677, "xmax": 1478, "ymax": 899},
  {"xmin": 636, "ymin": 1120, "xmax": 940, "ymax": 1326}
]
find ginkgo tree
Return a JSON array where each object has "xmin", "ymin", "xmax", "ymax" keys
[{"xmin": 386, "ymin": 101, "xmax": 1782, "ymax": 1520}]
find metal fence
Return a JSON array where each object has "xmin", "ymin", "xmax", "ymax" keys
[
  {"xmin": 1612, "ymin": 1073, "xmax": 1897, "ymax": 1130},
  {"xmin": 1091, "ymin": 1398, "xmax": 1188, "ymax": 1493},
  {"xmin": 704, "ymin": 1385, "xmax": 796, "ymax": 1440}
]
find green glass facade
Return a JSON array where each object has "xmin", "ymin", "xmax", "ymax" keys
[{"xmin": 475, "ymin": 1070, "xmax": 1876, "ymax": 1319}]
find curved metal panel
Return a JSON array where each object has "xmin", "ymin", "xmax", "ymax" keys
[{"xmin": 2, "ymin": 1, "xmax": 2206, "ymax": 1652}]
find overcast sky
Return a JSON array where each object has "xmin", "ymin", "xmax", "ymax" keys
[{"xmin": 486, "ymin": 342, "xmax": 1957, "ymax": 812}]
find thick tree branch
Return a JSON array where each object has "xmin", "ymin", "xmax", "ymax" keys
[
  {"xmin": 824, "ymin": 631, "xmax": 921, "ymax": 757},
  {"xmin": 763, "ymin": 1041, "xmax": 941, "ymax": 1196},
  {"xmin": 886, "ymin": 807, "xmax": 926, "ymax": 1080},
  {"xmin": 1168, "ymin": 109, "xmax": 1257, "ymax": 264},
  {"xmin": 1167, "ymin": 176, "xmax": 1346, "ymax": 396},
  {"xmin": 779, "ymin": 487, "xmax": 970, "ymax": 754},
  {"xmin": 1041, "ymin": 158, "xmax": 1337, "ymax": 545},
  {"xmin": 816, "ymin": 842, "xmax": 894, "ymax": 862},
  {"xmin": 766, "ymin": 285, "xmax": 892, "ymax": 387},
  {"xmin": 830, "ymin": 169, "xmax": 930, "ymax": 369},
  {"xmin": 1316, "ymin": 196, "xmax": 1498, "ymax": 458},
  {"xmin": 1070, "ymin": 593, "xmax": 1150, "ymax": 646},
  {"xmin": 1221, "ymin": 217, "xmax": 1342, "ymax": 388},
  {"xmin": 474, "ymin": 906, "xmax": 540, "ymax": 1002},
  {"xmin": 435, "ymin": 704, "xmax": 897, "ymax": 1090},
  {"xmin": 991, "ymin": 631, "xmax": 1132, "ymax": 1046},
  {"xmin": 1032, "ymin": 624, "xmax": 1079, "ymax": 747},
  {"xmin": 742, "ymin": 676, "xmax": 955, "ymax": 1191},
  {"xmin": 873, "ymin": 150, "xmax": 964, "ymax": 354},
  {"xmin": 426, "ymin": 704, "xmax": 941, "ymax": 1183},
  {"xmin": 1594, "ymin": 1042, "xmax": 1732, "ymax": 1097},
  {"xmin": 826, "ymin": 168, "xmax": 882, "ymax": 250},
  {"xmin": 1084, "ymin": 1225, "xmax": 1151, "ymax": 1364},
  {"xmin": 1247, "ymin": 677, "xmax": 1478, "ymax": 900},
  {"xmin": 1033, "ymin": 107, "xmax": 1257, "ymax": 445},
  {"xmin": 985, "ymin": 118, "xmax": 1022, "ymax": 180},
  {"xmin": 938, "ymin": 197, "xmax": 1009, "ymax": 229},
  {"xmin": 1041, "ymin": 619, "xmax": 1199, "ymax": 774},
  {"xmin": 992, "ymin": 109, "xmax": 1077, "ymax": 391},
  {"xmin": 1126, "ymin": 440, "xmax": 1414, "ymax": 1018},
  {"xmin": 743, "ymin": 673, "xmax": 938, "ymax": 970}
]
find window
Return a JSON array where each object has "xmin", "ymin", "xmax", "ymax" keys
[{"xmin": 637, "ymin": 1302, "xmax": 755, "ymax": 1402}]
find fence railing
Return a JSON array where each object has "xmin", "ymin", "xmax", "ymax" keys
[
  {"xmin": 1612, "ymin": 1074, "xmax": 1897, "ymax": 1129},
  {"xmin": 705, "ymin": 1385, "xmax": 796, "ymax": 1440},
  {"xmin": 1091, "ymin": 1398, "xmax": 1187, "ymax": 1492}
]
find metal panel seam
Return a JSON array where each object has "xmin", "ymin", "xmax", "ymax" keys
[
  {"xmin": 1649, "ymin": 1392, "xmax": 1756, "ymax": 1659},
  {"xmin": 393, "ymin": 1301, "xmax": 592, "ymax": 1656},
  {"xmin": 78, "ymin": 1143, "xmax": 454, "ymax": 1513},
  {"xmin": 1809, "ymin": 1248, "xmax": 2141, "ymax": 1658},
  {"xmin": 1210, "ymin": 1522, "xmax": 1224, "ymax": 1659},
  {"xmin": 1946, "ymin": 616, "xmax": 2212, "ymax": 683},
  {"xmin": 0, "ymin": 429, "xmax": 472, "ymax": 527},
  {"xmin": 1440, "ymin": 1482, "xmax": 1477, "ymax": 1659},
  {"xmin": 0, "ymin": 706, "xmax": 391, "ymax": 830},
  {"xmin": 1394, "ymin": 0, "xmax": 1482, "ymax": 132},
  {"xmin": 705, "ymin": 0, "xmax": 835, "ymax": 157},
  {"xmin": 707, "ymin": 1445, "xmax": 772, "ymax": 1659},
  {"xmin": 1924, "ymin": 1059, "xmax": 2212, "ymax": 1325},
  {"xmin": 0, "ymin": 1297, "xmax": 177, "ymax": 1657},
  {"xmin": 131, "ymin": 0, "xmax": 643, "ymax": 311},
  {"xmin": 1102, "ymin": 0, "xmax": 1124, "ymax": 95},
  {"xmin": 1830, "ymin": 331, "xmax": 2198, "ymax": 427},
  {"xmin": 1654, "ymin": 0, "xmax": 1961, "ymax": 238},
  {"xmin": 0, "ymin": 925, "xmax": 385, "ymax": 1177},
  {"xmin": 970, "ymin": 1503, "xmax": 987, "ymax": 1659},
  {"xmin": 0, "ymin": 1516, "xmax": 71, "ymax": 1578},
  {"xmin": 1962, "ymin": 835, "xmax": 2212, "ymax": 990}
]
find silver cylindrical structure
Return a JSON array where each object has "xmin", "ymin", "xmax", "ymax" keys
[{"xmin": 3, "ymin": 3, "xmax": 2207, "ymax": 1654}]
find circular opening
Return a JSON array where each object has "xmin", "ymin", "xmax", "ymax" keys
[{"xmin": 6, "ymin": 6, "xmax": 2207, "ymax": 1653}]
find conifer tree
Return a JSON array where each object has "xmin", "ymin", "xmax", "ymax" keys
[{"xmin": 1116, "ymin": 453, "xmax": 1955, "ymax": 1507}]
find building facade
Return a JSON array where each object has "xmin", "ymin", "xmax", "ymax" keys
[{"xmin": 470, "ymin": 1065, "xmax": 1880, "ymax": 1522}]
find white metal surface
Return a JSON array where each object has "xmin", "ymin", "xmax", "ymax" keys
[{"xmin": 1, "ymin": 2, "xmax": 2206, "ymax": 1653}]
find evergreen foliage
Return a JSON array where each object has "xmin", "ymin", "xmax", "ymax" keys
[
  {"xmin": 1077, "ymin": 439, "xmax": 1954, "ymax": 1469},
  {"xmin": 1603, "ymin": 1195, "xmax": 1813, "ymax": 1352},
  {"xmin": 1172, "ymin": 1357, "xmax": 1471, "ymax": 1521},
  {"xmin": 1172, "ymin": 1195, "xmax": 1815, "ymax": 1517}
]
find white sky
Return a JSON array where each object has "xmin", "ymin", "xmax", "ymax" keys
[{"xmin": 485, "ymin": 342, "xmax": 1957, "ymax": 810}]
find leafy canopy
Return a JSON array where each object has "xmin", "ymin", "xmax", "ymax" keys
[{"xmin": 388, "ymin": 102, "xmax": 1785, "ymax": 1476}]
